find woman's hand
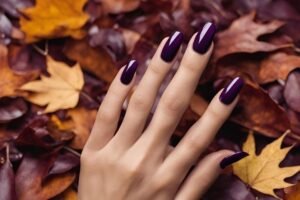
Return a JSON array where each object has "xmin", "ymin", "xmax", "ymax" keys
[{"xmin": 78, "ymin": 22, "xmax": 247, "ymax": 200}]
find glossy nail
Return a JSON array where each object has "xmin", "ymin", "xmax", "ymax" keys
[
  {"xmin": 219, "ymin": 77, "xmax": 244, "ymax": 105},
  {"xmin": 120, "ymin": 60, "xmax": 138, "ymax": 85},
  {"xmin": 220, "ymin": 151, "xmax": 249, "ymax": 169},
  {"xmin": 193, "ymin": 22, "xmax": 216, "ymax": 54},
  {"xmin": 161, "ymin": 31, "xmax": 184, "ymax": 62}
]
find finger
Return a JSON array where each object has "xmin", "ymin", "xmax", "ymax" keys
[
  {"xmin": 110, "ymin": 31, "xmax": 184, "ymax": 149},
  {"xmin": 164, "ymin": 77, "xmax": 244, "ymax": 177},
  {"xmin": 139, "ymin": 22, "xmax": 216, "ymax": 149},
  {"xmin": 175, "ymin": 150, "xmax": 248, "ymax": 200},
  {"xmin": 84, "ymin": 60, "xmax": 138, "ymax": 151}
]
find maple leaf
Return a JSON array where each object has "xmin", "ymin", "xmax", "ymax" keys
[
  {"xmin": 233, "ymin": 130, "xmax": 300, "ymax": 199},
  {"xmin": 214, "ymin": 12, "xmax": 291, "ymax": 61},
  {"xmin": 20, "ymin": 0, "xmax": 89, "ymax": 43},
  {"xmin": 20, "ymin": 56, "xmax": 84, "ymax": 113}
]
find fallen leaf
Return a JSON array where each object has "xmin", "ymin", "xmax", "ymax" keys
[
  {"xmin": 231, "ymin": 81, "xmax": 290, "ymax": 139},
  {"xmin": 285, "ymin": 183, "xmax": 300, "ymax": 200},
  {"xmin": 0, "ymin": 145, "xmax": 16, "ymax": 200},
  {"xmin": 20, "ymin": 0, "xmax": 89, "ymax": 42},
  {"xmin": 101, "ymin": 0, "xmax": 140, "ymax": 14},
  {"xmin": 283, "ymin": 69, "xmax": 300, "ymax": 113},
  {"xmin": 51, "ymin": 107, "xmax": 97, "ymax": 149},
  {"xmin": 203, "ymin": 174, "xmax": 256, "ymax": 200},
  {"xmin": 259, "ymin": 53, "xmax": 300, "ymax": 84},
  {"xmin": 20, "ymin": 56, "xmax": 84, "ymax": 113},
  {"xmin": 0, "ymin": 45, "xmax": 38, "ymax": 97},
  {"xmin": 64, "ymin": 39, "xmax": 117, "ymax": 83},
  {"xmin": 15, "ymin": 152, "xmax": 75, "ymax": 200},
  {"xmin": 233, "ymin": 131, "xmax": 300, "ymax": 199},
  {"xmin": 40, "ymin": 172, "xmax": 76, "ymax": 199},
  {"xmin": 215, "ymin": 12, "xmax": 289, "ymax": 61},
  {"xmin": 57, "ymin": 188, "xmax": 77, "ymax": 200},
  {"xmin": 0, "ymin": 97, "xmax": 28, "ymax": 123}
]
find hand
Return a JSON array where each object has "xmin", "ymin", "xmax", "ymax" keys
[{"xmin": 78, "ymin": 22, "xmax": 247, "ymax": 200}]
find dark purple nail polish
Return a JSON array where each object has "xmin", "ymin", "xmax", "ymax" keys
[
  {"xmin": 220, "ymin": 151, "xmax": 249, "ymax": 169},
  {"xmin": 120, "ymin": 60, "xmax": 138, "ymax": 85},
  {"xmin": 219, "ymin": 77, "xmax": 244, "ymax": 105},
  {"xmin": 193, "ymin": 22, "xmax": 216, "ymax": 54},
  {"xmin": 161, "ymin": 31, "xmax": 184, "ymax": 62}
]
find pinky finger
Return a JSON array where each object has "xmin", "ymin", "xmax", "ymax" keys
[{"xmin": 175, "ymin": 150, "xmax": 248, "ymax": 200}]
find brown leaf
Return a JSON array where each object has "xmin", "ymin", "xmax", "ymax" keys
[
  {"xmin": 0, "ymin": 45, "xmax": 38, "ymax": 98},
  {"xmin": 231, "ymin": 80, "xmax": 290, "ymax": 139},
  {"xmin": 40, "ymin": 172, "xmax": 76, "ymax": 199},
  {"xmin": 64, "ymin": 39, "xmax": 118, "ymax": 83},
  {"xmin": 0, "ymin": 145, "xmax": 16, "ymax": 200},
  {"xmin": 285, "ymin": 183, "xmax": 300, "ymax": 200},
  {"xmin": 0, "ymin": 97, "xmax": 28, "ymax": 123},
  {"xmin": 283, "ymin": 69, "xmax": 300, "ymax": 113},
  {"xmin": 259, "ymin": 53, "xmax": 300, "ymax": 84},
  {"xmin": 214, "ymin": 12, "xmax": 288, "ymax": 61},
  {"xmin": 53, "ymin": 107, "xmax": 97, "ymax": 150},
  {"xmin": 16, "ymin": 152, "xmax": 75, "ymax": 200},
  {"xmin": 101, "ymin": 0, "xmax": 140, "ymax": 14}
]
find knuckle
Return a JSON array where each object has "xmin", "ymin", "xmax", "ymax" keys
[
  {"xmin": 122, "ymin": 161, "xmax": 144, "ymax": 179},
  {"xmin": 183, "ymin": 138, "xmax": 204, "ymax": 153},
  {"xmin": 183, "ymin": 63, "xmax": 200, "ymax": 74},
  {"xmin": 130, "ymin": 92, "xmax": 149, "ymax": 110},
  {"xmin": 97, "ymin": 108, "xmax": 116, "ymax": 124},
  {"xmin": 152, "ymin": 173, "xmax": 174, "ymax": 192},
  {"xmin": 160, "ymin": 93, "xmax": 187, "ymax": 113},
  {"xmin": 149, "ymin": 64, "xmax": 164, "ymax": 75},
  {"xmin": 206, "ymin": 106, "xmax": 224, "ymax": 121}
]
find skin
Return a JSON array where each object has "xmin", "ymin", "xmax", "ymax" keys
[{"xmin": 78, "ymin": 33, "xmax": 239, "ymax": 200}]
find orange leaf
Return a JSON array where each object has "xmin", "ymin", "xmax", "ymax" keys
[{"xmin": 20, "ymin": 0, "xmax": 89, "ymax": 42}]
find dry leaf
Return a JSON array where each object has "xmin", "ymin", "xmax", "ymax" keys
[
  {"xmin": 285, "ymin": 183, "xmax": 300, "ymax": 200},
  {"xmin": 0, "ymin": 45, "xmax": 38, "ymax": 98},
  {"xmin": 51, "ymin": 107, "xmax": 97, "ymax": 149},
  {"xmin": 20, "ymin": 56, "xmax": 84, "ymax": 113},
  {"xmin": 233, "ymin": 131, "xmax": 300, "ymax": 199},
  {"xmin": 64, "ymin": 39, "xmax": 118, "ymax": 83},
  {"xmin": 215, "ymin": 12, "xmax": 288, "ymax": 61},
  {"xmin": 20, "ymin": 0, "xmax": 89, "ymax": 42},
  {"xmin": 259, "ymin": 53, "xmax": 300, "ymax": 84},
  {"xmin": 102, "ymin": 0, "xmax": 140, "ymax": 14},
  {"xmin": 58, "ymin": 188, "xmax": 78, "ymax": 200}
]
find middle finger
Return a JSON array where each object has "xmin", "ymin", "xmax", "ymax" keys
[{"xmin": 138, "ymin": 22, "xmax": 216, "ymax": 151}]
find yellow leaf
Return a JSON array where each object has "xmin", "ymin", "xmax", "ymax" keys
[
  {"xmin": 20, "ymin": 56, "xmax": 84, "ymax": 113},
  {"xmin": 233, "ymin": 130, "xmax": 300, "ymax": 199},
  {"xmin": 20, "ymin": 0, "xmax": 89, "ymax": 42}
]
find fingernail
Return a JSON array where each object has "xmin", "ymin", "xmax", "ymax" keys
[
  {"xmin": 219, "ymin": 77, "xmax": 244, "ymax": 105},
  {"xmin": 161, "ymin": 31, "xmax": 184, "ymax": 62},
  {"xmin": 220, "ymin": 151, "xmax": 249, "ymax": 169},
  {"xmin": 193, "ymin": 22, "xmax": 216, "ymax": 54},
  {"xmin": 120, "ymin": 60, "xmax": 138, "ymax": 85}
]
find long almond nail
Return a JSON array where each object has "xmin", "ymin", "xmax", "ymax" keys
[
  {"xmin": 120, "ymin": 60, "xmax": 138, "ymax": 85},
  {"xmin": 220, "ymin": 151, "xmax": 249, "ymax": 169}
]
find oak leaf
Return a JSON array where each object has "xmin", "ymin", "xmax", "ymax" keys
[
  {"xmin": 20, "ymin": 0, "xmax": 89, "ymax": 42},
  {"xmin": 215, "ymin": 12, "xmax": 290, "ymax": 61},
  {"xmin": 20, "ymin": 56, "xmax": 84, "ymax": 113},
  {"xmin": 259, "ymin": 53, "xmax": 300, "ymax": 84},
  {"xmin": 233, "ymin": 131, "xmax": 300, "ymax": 199}
]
